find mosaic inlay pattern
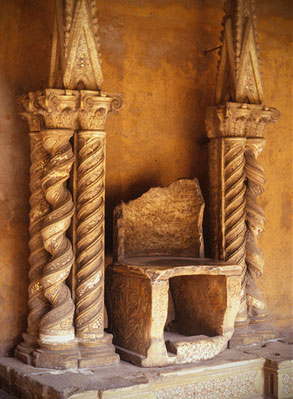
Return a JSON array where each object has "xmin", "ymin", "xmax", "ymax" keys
[
  {"xmin": 155, "ymin": 372, "xmax": 258, "ymax": 399},
  {"xmin": 282, "ymin": 372, "xmax": 293, "ymax": 396}
]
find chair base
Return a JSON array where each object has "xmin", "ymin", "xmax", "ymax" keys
[{"xmin": 106, "ymin": 256, "xmax": 242, "ymax": 367}]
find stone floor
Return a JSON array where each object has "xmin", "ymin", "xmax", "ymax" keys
[{"xmin": 0, "ymin": 341, "xmax": 292, "ymax": 398}]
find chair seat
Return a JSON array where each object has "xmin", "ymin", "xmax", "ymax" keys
[{"xmin": 113, "ymin": 255, "xmax": 241, "ymax": 274}]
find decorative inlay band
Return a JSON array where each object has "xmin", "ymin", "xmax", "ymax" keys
[{"xmin": 155, "ymin": 372, "xmax": 258, "ymax": 399}]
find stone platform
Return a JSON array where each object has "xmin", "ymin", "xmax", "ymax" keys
[
  {"xmin": 1, "ymin": 341, "xmax": 292, "ymax": 399},
  {"xmin": 0, "ymin": 348, "xmax": 267, "ymax": 399}
]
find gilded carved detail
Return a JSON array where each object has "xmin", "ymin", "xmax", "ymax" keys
[
  {"xmin": 39, "ymin": 129, "xmax": 75, "ymax": 344},
  {"xmin": 26, "ymin": 134, "xmax": 50, "ymax": 339},
  {"xmin": 75, "ymin": 131, "xmax": 106, "ymax": 339},
  {"xmin": 15, "ymin": 115, "xmax": 50, "ymax": 363}
]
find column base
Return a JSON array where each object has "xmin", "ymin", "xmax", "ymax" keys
[
  {"xmin": 16, "ymin": 333, "xmax": 119, "ymax": 369},
  {"xmin": 33, "ymin": 340, "xmax": 79, "ymax": 369},
  {"xmin": 78, "ymin": 332, "xmax": 119, "ymax": 368},
  {"xmin": 14, "ymin": 334, "xmax": 38, "ymax": 366},
  {"xmin": 229, "ymin": 322, "xmax": 279, "ymax": 348},
  {"xmin": 251, "ymin": 318, "xmax": 279, "ymax": 340}
]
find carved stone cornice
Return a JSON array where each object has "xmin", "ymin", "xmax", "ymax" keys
[{"xmin": 206, "ymin": 103, "xmax": 280, "ymax": 139}]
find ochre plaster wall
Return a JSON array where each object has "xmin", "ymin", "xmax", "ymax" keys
[{"xmin": 0, "ymin": 0, "xmax": 291, "ymax": 356}]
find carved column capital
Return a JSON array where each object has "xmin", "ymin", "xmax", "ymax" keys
[
  {"xmin": 18, "ymin": 92, "xmax": 43, "ymax": 132},
  {"xmin": 206, "ymin": 103, "xmax": 280, "ymax": 139},
  {"xmin": 34, "ymin": 89, "xmax": 80, "ymax": 130},
  {"xmin": 246, "ymin": 107, "xmax": 280, "ymax": 138},
  {"xmin": 79, "ymin": 91, "xmax": 122, "ymax": 130}
]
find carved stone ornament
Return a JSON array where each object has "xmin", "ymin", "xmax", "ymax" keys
[
  {"xmin": 207, "ymin": 0, "xmax": 280, "ymax": 344},
  {"xmin": 216, "ymin": 0, "xmax": 264, "ymax": 104},
  {"xmin": 50, "ymin": 0, "xmax": 104, "ymax": 90},
  {"xmin": 15, "ymin": 0, "xmax": 121, "ymax": 369}
]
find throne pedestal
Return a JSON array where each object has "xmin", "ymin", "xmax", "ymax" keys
[{"xmin": 106, "ymin": 179, "xmax": 242, "ymax": 367}]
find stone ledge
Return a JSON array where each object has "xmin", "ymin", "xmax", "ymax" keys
[{"xmin": 0, "ymin": 349, "xmax": 265, "ymax": 399}]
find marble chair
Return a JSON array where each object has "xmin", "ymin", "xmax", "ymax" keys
[{"xmin": 106, "ymin": 178, "xmax": 242, "ymax": 367}]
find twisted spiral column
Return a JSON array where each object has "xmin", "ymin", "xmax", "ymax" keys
[
  {"xmin": 26, "ymin": 134, "xmax": 50, "ymax": 337},
  {"xmin": 223, "ymin": 138, "xmax": 247, "ymax": 321},
  {"xmin": 39, "ymin": 129, "xmax": 76, "ymax": 345},
  {"xmin": 245, "ymin": 138, "xmax": 267, "ymax": 320},
  {"xmin": 15, "ymin": 132, "xmax": 50, "ymax": 363},
  {"xmin": 75, "ymin": 131, "xmax": 105, "ymax": 339}
]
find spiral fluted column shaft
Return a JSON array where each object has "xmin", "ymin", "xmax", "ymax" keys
[
  {"xmin": 75, "ymin": 131, "xmax": 105, "ymax": 339},
  {"xmin": 223, "ymin": 138, "xmax": 247, "ymax": 319},
  {"xmin": 245, "ymin": 138, "xmax": 267, "ymax": 319},
  {"xmin": 15, "ymin": 130, "xmax": 51, "ymax": 364},
  {"xmin": 39, "ymin": 129, "xmax": 76, "ymax": 344},
  {"xmin": 26, "ymin": 134, "xmax": 50, "ymax": 338}
]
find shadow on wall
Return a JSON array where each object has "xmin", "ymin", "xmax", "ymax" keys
[{"xmin": 0, "ymin": 72, "xmax": 31, "ymax": 356}]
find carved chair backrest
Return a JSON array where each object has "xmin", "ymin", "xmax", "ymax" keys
[{"xmin": 113, "ymin": 178, "xmax": 205, "ymax": 262}]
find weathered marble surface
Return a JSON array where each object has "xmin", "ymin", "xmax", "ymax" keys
[
  {"xmin": 245, "ymin": 340, "xmax": 293, "ymax": 399},
  {"xmin": 113, "ymin": 178, "xmax": 205, "ymax": 261}
]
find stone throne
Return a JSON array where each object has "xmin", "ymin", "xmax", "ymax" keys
[{"xmin": 106, "ymin": 178, "xmax": 242, "ymax": 367}]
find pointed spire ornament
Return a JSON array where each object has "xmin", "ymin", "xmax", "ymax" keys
[
  {"xmin": 216, "ymin": 0, "xmax": 264, "ymax": 104},
  {"xmin": 49, "ymin": 0, "xmax": 103, "ymax": 90}
]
